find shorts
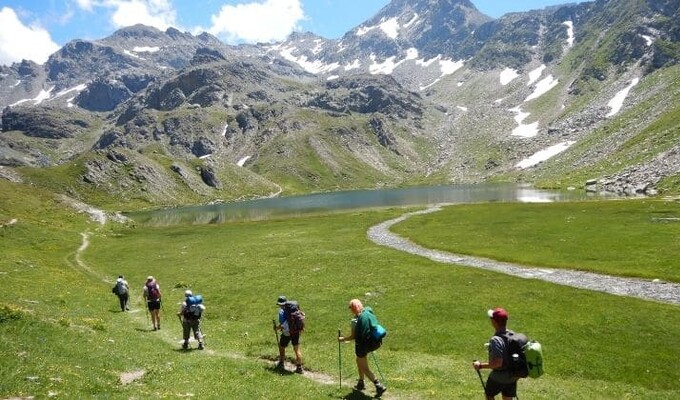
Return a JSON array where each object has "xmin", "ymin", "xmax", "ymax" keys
[
  {"xmin": 485, "ymin": 376, "xmax": 517, "ymax": 398},
  {"xmin": 279, "ymin": 333, "xmax": 300, "ymax": 347},
  {"xmin": 147, "ymin": 300, "xmax": 161, "ymax": 311}
]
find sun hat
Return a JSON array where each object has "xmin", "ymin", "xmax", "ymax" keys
[
  {"xmin": 146, "ymin": 276, "xmax": 154, "ymax": 281},
  {"xmin": 185, "ymin": 290, "xmax": 193, "ymax": 297},
  {"xmin": 276, "ymin": 295, "xmax": 287, "ymax": 305},
  {"xmin": 487, "ymin": 308, "xmax": 509, "ymax": 322}
]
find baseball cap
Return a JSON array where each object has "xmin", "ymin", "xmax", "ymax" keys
[
  {"xmin": 276, "ymin": 295, "xmax": 287, "ymax": 305},
  {"xmin": 487, "ymin": 308, "xmax": 508, "ymax": 322}
]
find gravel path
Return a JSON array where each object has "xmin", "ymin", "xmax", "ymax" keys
[{"xmin": 368, "ymin": 206, "xmax": 680, "ymax": 306}]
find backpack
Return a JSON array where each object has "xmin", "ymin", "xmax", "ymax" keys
[
  {"xmin": 146, "ymin": 282, "xmax": 160, "ymax": 301},
  {"xmin": 284, "ymin": 301, "xmax": 305, "ymax": 334},
  {"xmin": 499, "ymin": 331, "xmax": 544, "ymax": 379},
  {"xmin": 365, "ymin": 311, "xmax": 386, "ymax": 352},
  {"xmin": 115, "ymin": 280, "xmax": 128, "ymax": 295},
  {"xmin": 184, "ymin": 295, "xmax": 204, "ymax": 319}
]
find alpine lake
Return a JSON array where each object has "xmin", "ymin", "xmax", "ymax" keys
[{"xmin": 126, "ymin": 183, "xmax": 609, "ymax": 226}]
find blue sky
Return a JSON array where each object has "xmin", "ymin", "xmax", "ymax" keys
[{"xmin": 0, "ymin": 0, "xmax": 589, "ymax": 66}]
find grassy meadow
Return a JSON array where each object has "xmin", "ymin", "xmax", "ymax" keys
[{"xmin": 1, "ymin": 179, "xmax": 680, "ymax": 399}]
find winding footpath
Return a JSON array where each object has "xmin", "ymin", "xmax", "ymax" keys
[{"xmin": 368, "ymin": 206, "xmax": 680, "ymax": 307}]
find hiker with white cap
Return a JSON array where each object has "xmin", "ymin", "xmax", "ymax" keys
[
  {"xmin": 142, "ymin": 276, "xmax": 162, "ymax": 331},
  {"xmin": 178, "ymin": 289, "xmax": 205, "ymax": 350},
  {"xmin": 111, "ymin": 275, "xmax": 129, "ymax": 312},
  {"xmin": 473, "ymin": 307, "xmax": 519, "ymax": 400}
]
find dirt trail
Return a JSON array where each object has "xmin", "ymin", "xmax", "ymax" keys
[{"xmin": 367, "ymin": 206, "xmax": 680, "ymax": 306}]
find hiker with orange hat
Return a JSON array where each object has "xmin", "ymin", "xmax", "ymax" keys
[
  {"xmin": 473, "ymin": 307, "xmax": 518, "ymax": 400},
  {"xmin": 338, "ymin": 299, "xmax": 387, "ymax": 397}
]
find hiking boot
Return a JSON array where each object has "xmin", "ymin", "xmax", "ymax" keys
[
  {"xmin": 198, "ymin": 343, "xmax": 204, "ymax": 350},
  {"xmin": 375, "ymin": 383, "xmax": 387, "ymax": 397},
  {"xmin": 353, "ymin": 380, "xmax": 365, "ymax": 391},
  {"xmin": 295, "ymin": 365, "xmax": 303, "ymax": 374},
  {"xmin": 276, "ymin": 361, "xmax": 284, "ymax": 369},
  {"xmin": 182, "ymin": 341, "xmax": 188, "ymax": 350}
]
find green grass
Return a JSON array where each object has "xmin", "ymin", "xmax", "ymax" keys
[
  {"xmin": 392, "ymin": 199, "xmax": 680, "ymax": 282},
  {"xmin": 2, "ymin": 184, "xmax": 680, "ymax": 398}
]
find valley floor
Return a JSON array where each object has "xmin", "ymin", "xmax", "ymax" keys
[{"xmin": 368, "ymin": 206, "xmax": 680, "ymax": 306}]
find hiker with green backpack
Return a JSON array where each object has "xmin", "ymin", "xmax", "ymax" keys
[
  {"xmin": 473, "ymin": 307, "xmax": 544, "ymax": 400},
  {"xmin": 338, "ymin": 299, "xmax": 387, "ymax": 397}
]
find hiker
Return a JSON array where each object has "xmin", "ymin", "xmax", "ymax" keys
[
  {"xmin": 143, "ymin": 276, "xmax": 162, "ymax": 330},
  {"xmin": 338, "ymin": 299, "xmax": 387, "ymax": 397},
  {"xmin": 178, "ymin": 290, "xmax": 205, "ymax": 350},
  {"xmin": 274, "ymin": 295, "xmax": 304, "ymax": 373},
  {"xmin": 473, "ymin": 307, "xmax": 519, "ymax": 400},
  {"xmin": 111, "ymin": 275, "xmax": 130, "ymax": 311}
]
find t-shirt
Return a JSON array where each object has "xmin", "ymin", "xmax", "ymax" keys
[
  {"xmin": 488, "ymin": 329, "xmax": 516, "ymax": 384},
  {"xmin": 278, "ymin": 308, "xmax": 290, "ymax": 336},
  {"xmin": 355, "ymin": 307, "xmax": 378, "ymax": 345}
]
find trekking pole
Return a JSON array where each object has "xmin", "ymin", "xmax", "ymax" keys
[
  {"xmin": 337, "ymin": 330, "xmax": 342, "ymax": 389},
  {"xmin": 272, "ymin": 319, "xmax": 279, "ymax": 346},
  {"xmin": 474, "ymin": 360, "xmax": 486, "ymax": 391},
  {"xmin": 370, "ymin": 352, "xmax": 385, "ymax": 384}
]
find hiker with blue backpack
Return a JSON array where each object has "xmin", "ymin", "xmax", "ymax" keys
[
  {"xmin": 473, "ymin": 307, "xmax": 544, "ymax": 400},
  {"xmin": 338, "ymin": 299, "xmax": 387, "ymax": 397},
  {"xmin": 178, "ymin": 290, "xmax": 205, "ymax": 350},
  {"xmin": 274, "ymin": 295, "xmax": 305, "ymax": 373},
  {"xmin": 143, "ymin": 276, "xmax": 162, "ymax": 331}
]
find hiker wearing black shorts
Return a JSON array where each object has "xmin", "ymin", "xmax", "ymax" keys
[
  {"xmin": 338, "ymin": 299, "xmax": 386, "ymax": 397},
  {"xmin": 473, "ymin": 308, "xmax": 518, "ymax": 400},
  {"xmin": 143, "ymin": 276, "xmax": 162, "ymax": 330},
  {"xmin": 275, "ymin": 295, "xmax": 303, "ymax": 373},
  {"xmin": 112, "ymin": 275, "xmax": 129, "ymax": 311}
]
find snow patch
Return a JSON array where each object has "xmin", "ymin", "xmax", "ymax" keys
[
  {"xmin": 516, "ymin": 141, "xmax": 576, "ymax": 169},
  {"xmin": 640, "ymin": 34, "xmax": 654, "ymax": 46},
  {"xmin": 527, "ymin": 65, "xmax": 546, "ymax": 86},
  {"xmin": 525, "ymin": 75, "xmax": 559, "ymax": 102},
  {"xmin": 509, "ymin": 106, "xmax": 539, "ymax": 138},
  {"xmin": 133, "ymin": 46, "xmax": 160, "ymax": 53},
  {"xmin": 277, "ymin": 45, "xmax": 340, "ymax": 74},
  {"xmin": 500, "ymin": 68, "xmax": 519, "ymax": 85},
  {"xmin": 606, "ymin": 78, "xmax": 640, "ymax": 117},
  {"xmin": 563, "ymin": 21, "xmax": 575, "ymax": 48},
  {"xmin": 10, "ymin": 86, "xmax": 55, "ymax": 106},
  {"xmin": 344, "ymin": 59, "xmax": 361, "ymax": 71},
  {"xmin": 237, "ymin": 156, "xmax": 251, "ymax": 167},
  {"xmin": 123, "ymin": 50, "xmax": 144, "ymax": 60}
]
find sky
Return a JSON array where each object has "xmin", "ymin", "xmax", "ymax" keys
[{"xmin": 0, "ymin": 0, "xmax": 590, "ymax": 66}]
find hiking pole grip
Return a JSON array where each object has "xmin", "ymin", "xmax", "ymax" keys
[
  {"xmin": 338, "ymin": 329, "xmax": 342, "ymax": 389},
  {"xmin": 473, "ymin": 360, "xmax": 486, "ymax": 391}
]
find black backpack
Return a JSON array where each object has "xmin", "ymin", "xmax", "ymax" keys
[
  {"xmin": 499, "ymin": 331, "xmax": 529, "ymax": 378},
  {"xmin": 284, "ymin": 301, "xmax": 305, "ymax": 334}
]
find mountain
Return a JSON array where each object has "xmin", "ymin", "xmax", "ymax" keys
[{"xmin": 1, "ymin": 0, "xmax": 679, "ymax": 208}]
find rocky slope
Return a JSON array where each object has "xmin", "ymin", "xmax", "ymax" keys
[{"xmin": 0, "ymin": 0, "xmax": 679, "ymax": 207}]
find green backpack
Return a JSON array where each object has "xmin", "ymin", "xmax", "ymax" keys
[{"xmin": 524, "ymin": 340, "xmax": 544, "ymax": 378}]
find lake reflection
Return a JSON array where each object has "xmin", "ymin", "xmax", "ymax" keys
[{"xmin": 127, "ymin": 184, "xmax": 598, "ymax": 226}]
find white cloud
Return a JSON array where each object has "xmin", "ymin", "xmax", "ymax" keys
[
  {"xmin": 0, "ymin": 7, "xmax": 60, "ymax": 65},
  {"xmin": 76, "ymin": 0, "xmax": 96, "ymax": 12},
  {"xmin": 74, "ymin": 0, "xmax": 177, "ymax": 31},
  {"xmin": 208, "ymin": 0, "xmax": 305, "ymax": 44},
  {"xmin": 105, "ymin": 0, "xmax": 177, "ymax": 30}
]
